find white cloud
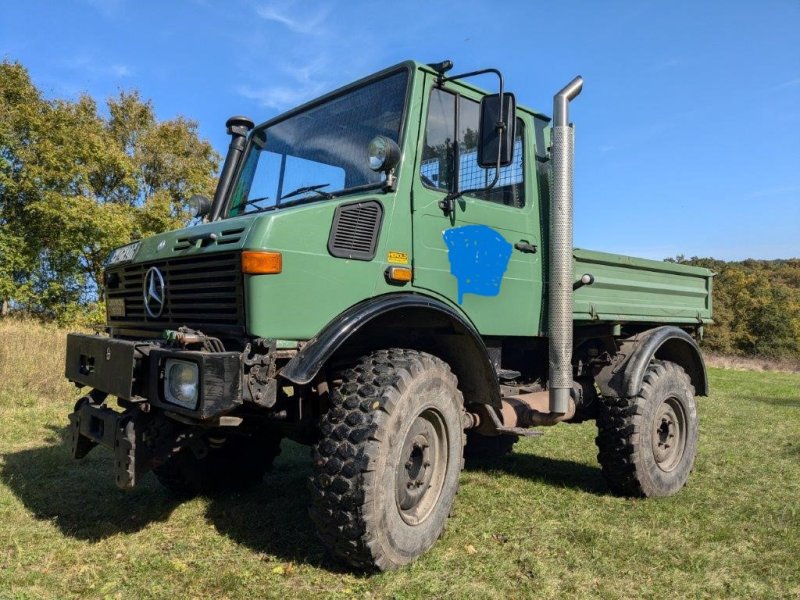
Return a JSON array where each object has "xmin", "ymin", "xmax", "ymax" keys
[
  {"xmin": 236, "ymin": 82, "xmax": 324, "ymax": 110},
  {"xmin": 78, "ymin": 0, "xmax": 123, "ymax": 19},
  {"xmin": 748, "ymin": 185, "xmax": 800, "ymax": 199},
  {"xmin": 767, "ymin": 77, "xmax": 800, "ymax": 92},
  {"xmin": 255, "ymin": 2, "xmax": 330, "ymax": 34},
  {"xmin": 63, "ymin": 55, "xmax": 132, "ymax": 79}
]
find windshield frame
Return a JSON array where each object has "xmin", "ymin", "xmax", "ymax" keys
[{"xmin": 222, "ymin": 62, "xmax": 414, "ymax": 218}]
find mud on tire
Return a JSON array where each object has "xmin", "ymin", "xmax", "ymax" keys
[
  {"xmin": 595, "ymin": 360, "xmax": 698, "ymax": 497},
  {"xmin": 309, "ymin": 349, "xmax": 465, "ymax": 571}
]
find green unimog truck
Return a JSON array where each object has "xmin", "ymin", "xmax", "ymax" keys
[{"xmin": 65, "ymin": 59, "xmax": 713, "ymax": 570}]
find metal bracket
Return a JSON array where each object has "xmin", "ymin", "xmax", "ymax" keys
[{"xmin": 485, "ymin": 404, "xmax": 543, "ymax": 437}]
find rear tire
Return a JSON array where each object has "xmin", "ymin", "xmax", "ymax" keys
[
  {"xmin": 154, "ymin": 432, "xmax": 281, "ymax": 497},
  {"xmin": 309, "ymin": 349, "xmax": 465, "ymax": 571},
  {"xmin": 595, "ymin": 360, "xmax": 698, "ymax": 497}
]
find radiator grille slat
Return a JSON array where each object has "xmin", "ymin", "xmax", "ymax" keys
[{"xmin": 106, "ymin": 252, "xmax": 244, "ymax": 330}]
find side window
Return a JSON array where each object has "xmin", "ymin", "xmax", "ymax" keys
[
  {"xmin": 420, "ymin": 88, "xmax": 456, "ymax": 191},
  {"xmin": 419, "ymin": 88, "xmax": 525, "ymax": 208}
]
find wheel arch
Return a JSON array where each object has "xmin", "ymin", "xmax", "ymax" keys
[
  {"xmin": 279, "ymin": 293, "xmax": 501, "ymax": 408},
  {"xmin": 596, "ymin": 326, "xmax": 709, "ymax": 398}
]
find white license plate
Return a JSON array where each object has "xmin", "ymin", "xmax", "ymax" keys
[
  {"xmin": 107, "ymin": 298, "xmax": 126, "ymax": 317},
  {"xmin": 107, "ymin": 241, "xmax": 141, "ymax": 265}
]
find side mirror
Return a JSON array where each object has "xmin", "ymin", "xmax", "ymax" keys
[
  {"xmin": 188, "ymin": 194, "xmax": 212, "ymax": 218},
  {"xmin": 477, "ymin": 93, "xmax": 516, "ymax": 168}
]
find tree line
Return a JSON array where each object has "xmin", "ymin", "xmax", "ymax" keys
[
  {"xmin": 668, "ymin": 257, "xmax": 800, "ymax": 359},
  {"xmin": 2, "ymin": 61, "xmax": 797, "ymax": 359},
  {"xmin": 0, "ymin": 60, "xmax": 219, "ymax": 323}
]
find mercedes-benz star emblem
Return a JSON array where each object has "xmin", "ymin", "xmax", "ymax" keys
[{"xmin": 143, "ymin": 267, "xmax": 166, "ymax": 318}]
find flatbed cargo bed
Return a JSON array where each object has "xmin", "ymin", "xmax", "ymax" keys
[{"xmin": 572, "ymin": 249, "xmax": 713, "ymax": 325}]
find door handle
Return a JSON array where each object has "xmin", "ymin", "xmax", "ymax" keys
[{"xmin": 514, "ymin": 241, "xmax": 537, "ymax": 254}]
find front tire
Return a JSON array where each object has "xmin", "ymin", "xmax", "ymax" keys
[
  {"xmin": 309, "ymin": 349, "xmax": 465, "ymax": 571},
  {"xmin": 595, "ymin": 360, "xmax": 698, "ymax": 497},
  {"xmin": 154, "ymin": 432, "xmax": 282, "ymax": 497}
]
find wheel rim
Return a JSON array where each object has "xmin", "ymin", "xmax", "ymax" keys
[
  {"xmin": 651, "ymin": 396, "xmax": 687, "ymax": 472},
  {"xmin": 395, "ymin": 407, "xmax": 449, "ymax": 526}
]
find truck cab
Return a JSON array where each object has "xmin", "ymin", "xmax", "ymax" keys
[{"xmin": 65, "ymin": 60, "xmax": 712, "ymax": 571}]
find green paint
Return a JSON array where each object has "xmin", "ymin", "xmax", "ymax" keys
[{"xmin": 114, "ymin": 61, "xmax": 712, "ymax": 343}]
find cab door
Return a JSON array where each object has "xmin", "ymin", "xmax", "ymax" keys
[{"xmin": 411, "ymin": 76, "xmax": 542, "ymax": 336}]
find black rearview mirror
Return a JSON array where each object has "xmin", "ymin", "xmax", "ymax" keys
[{"xmin": 477, "ymin": 93, "xmax": 516, "ymax": 168}]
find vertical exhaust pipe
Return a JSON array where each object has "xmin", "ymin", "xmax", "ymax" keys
[
  {"xmin": 208, "ymin": 116, "xmax": 254, "ymax": 222},
  {"xmin": 549, "ymin": 76, "xmax": 583, "ymax": 414}
]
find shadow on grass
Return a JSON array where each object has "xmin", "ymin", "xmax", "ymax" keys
[
  {"xmin": 465, "ymin": 451, "xmax": 611, "ymax": 496},
  {"xmin": 0, "ymin": 426, "xmax": 181, "ymax": 540},
  {"xmin": 203, "ymin": 441, "xmax": 352, "ymax": 573},
  {"xmin": 1, "ymin": 431, "xmax": 606, "ymax": 571},
  {"xmin": 750, "ymin": 397, "xmax": 800, "ymax": 409},
  {"xmin": 0, "ymin": 432, "xmax": 347, "ymax": 571}
]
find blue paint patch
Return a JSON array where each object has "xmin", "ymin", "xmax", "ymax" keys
[{"xmin": 443, "ymin": 224, "xmax": 512, "ymax": 304}]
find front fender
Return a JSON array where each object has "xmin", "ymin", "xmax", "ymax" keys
[{"xmin": 279, "ymin": 293, "xmax": 501, "ymax": 407}]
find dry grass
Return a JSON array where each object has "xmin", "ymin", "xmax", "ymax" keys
[
  {"xmin": 704, "ymin": 351, "xmax": 800, "ymax": 374},
  {"xmin": 1, "ymin": 320, "xmax": 800, "ymax": 599},
  {"xmin": 0, "ymin": 318, "xmax": 78, "ymax": 404}
]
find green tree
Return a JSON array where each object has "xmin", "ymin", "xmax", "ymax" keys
[
  {"xmin": 0, "ymin": 60, "xmax": 220, "ymax": 322},
  {"xmin": 670, "ymin": 256, "xmax": 800, "ymax": 360}
]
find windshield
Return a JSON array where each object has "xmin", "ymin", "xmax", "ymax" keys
[{"xmin": 227, "ymin": 69, "xmax": 409, "ymax": 217}]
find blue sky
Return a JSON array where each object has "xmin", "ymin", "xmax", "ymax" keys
[{"xmin": 2, "ymin": 0, "xmax": 798, "ymax": 260}]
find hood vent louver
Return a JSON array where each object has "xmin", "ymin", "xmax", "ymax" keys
[
  {"xmin": 173, "ymin": 227, "xmax": 246, "ymax": 251},
  {"xmin": 328, "ymin": 200, "xmax": 383, "ymax": 261}
]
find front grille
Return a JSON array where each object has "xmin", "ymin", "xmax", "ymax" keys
[{"xmin": 106, "ymin": 252, "xmax": 244, "ymax": 330}]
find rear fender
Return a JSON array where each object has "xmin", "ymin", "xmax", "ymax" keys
[{"xmin": 595, "ymin": 326, "xmax": 708, "ymax": 398}]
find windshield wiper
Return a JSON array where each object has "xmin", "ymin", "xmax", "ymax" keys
[
  {"xmin": 239, "ymin": 196, "xmax": 271, "ymax": 211},
  {"xmin": 280, "ymin": 183, "xmax": 333, "ymax": 201}
]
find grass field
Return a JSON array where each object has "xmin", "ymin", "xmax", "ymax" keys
[{"xmin": 1, "ymin": 320, "xmax": 799, "ymax": 599}]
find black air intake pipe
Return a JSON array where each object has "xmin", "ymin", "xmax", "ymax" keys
[{"xmin": 208, "ymin": 116, "xmax": 254, "ymax": 222}]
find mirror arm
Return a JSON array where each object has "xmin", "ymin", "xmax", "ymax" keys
[
  {"xmin": 438, "ymin": 191, "xmax": 460, "ymax": 215},
  {"xmin": 438, "ymin": 68, "xmax": 509, "ymax": 208}
]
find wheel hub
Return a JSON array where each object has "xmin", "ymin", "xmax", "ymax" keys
[
  {"xmin": 395, "ymin": 409, "xmax": 448, "ymax": 525},
  {"xmin": 651, "ymin": 397, "xmax": 686, "ymax": 472}
]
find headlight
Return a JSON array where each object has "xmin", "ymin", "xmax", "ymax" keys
[
  {"xmin": 367, "ymin": 135, "xmax": 401, "ymax": 172},
  {"xmin": 164, "ymin": 359, "xmax": 199, "ymax": 410}
]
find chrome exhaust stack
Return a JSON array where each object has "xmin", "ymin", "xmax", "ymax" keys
[{"xmin": 548, "ymin": 76, "xmax": 583, "ymax": 414}]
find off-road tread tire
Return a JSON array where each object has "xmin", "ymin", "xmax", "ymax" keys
[
  {"xmin": 309, "ymin": 348, "xmax": 465, "ymax": 571},
  {"xmin": 595, "ymin": 360, "xmax": 698, "ymax": 497},
  {"xmin": 464, "ymin": 431, "xmax": 518, "ymax": 461},
  {"xmin": 154, "ymin": 433, "xmax": 282, "ymax": 497}
]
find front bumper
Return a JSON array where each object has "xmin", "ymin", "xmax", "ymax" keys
[
  {"xmin": 65, "ymin": 333, "xmax": 248, "ymax": 489},
  {"xmin": 65, "ymin": 333, "xmax": 243, "ymax": 420}
]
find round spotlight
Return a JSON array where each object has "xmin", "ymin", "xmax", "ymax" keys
[{"xmin": 367, "ymin": 135, "xmax": 401, "ymax": 172}]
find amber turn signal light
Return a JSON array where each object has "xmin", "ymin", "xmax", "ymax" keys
[
  {"xmin": 386, "ymin": 266, "xmax": 412, "ymax": 283},
  {"xmin": 242, "ymin": 251, "xmax": 282, "ymax": 274}
]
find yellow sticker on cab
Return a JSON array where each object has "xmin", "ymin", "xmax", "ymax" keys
[{"xmin": 388, "ymin": 251, "xmax": 409, "ymax": 265}]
